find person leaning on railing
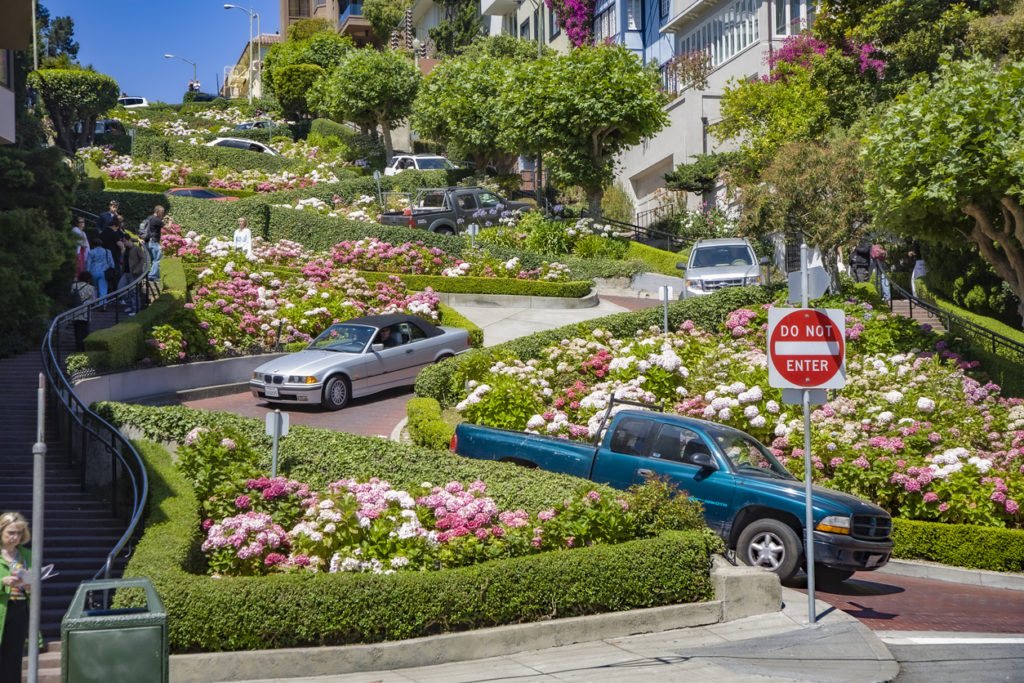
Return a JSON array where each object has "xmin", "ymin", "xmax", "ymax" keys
[{"xmin": 0, "ymin": 512, "xmax": 32, "ymax": 683}]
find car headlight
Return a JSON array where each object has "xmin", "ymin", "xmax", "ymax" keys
[
  {"xmin": 252, "ymin": 372, "xmax": 261, "ymax": 381},
  {"xmin": 816, "ymin": 516, "xmax": 851, "ymax": 535},
  {"xmin": 687, "ymin": 279, "xmax": 704, "ymax": 291},
  {"xmin": 744, "ymin": 275, "xmax": 761, "ymax": 286},
  {"xmin": 287, "ymin": 375, "xmax": 318, "ymax": 384}
]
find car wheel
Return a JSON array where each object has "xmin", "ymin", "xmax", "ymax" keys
[
  {"xmin": 321, "ymin": 375, "xmax": 350, "ymax": 410},
  {"xmin": 737, "ymin": 519, "xmax": 802, "ymax": 581},
  {"xmin": 435, "ymin": 353, "xmax": 453, "ymax": 364},
  {"xmin": 813, "ymin": 564, "xmax": 854, "ymax": 587},
  {"xmin": 435, "ymin": 226, "xmax": 455, "ymax": 235}
]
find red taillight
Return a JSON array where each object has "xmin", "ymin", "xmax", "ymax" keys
[{"xmin": 449, "ymin": 433, "xmax": 458, "ymax": 452}]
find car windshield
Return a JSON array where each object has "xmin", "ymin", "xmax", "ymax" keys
[
  {"xmin": 307, "ymin": 324, "xmax": 375, "ymax": 353},
  {"xmin": 690, "ymin": 245, "xmax": 755, "ymax": 269},
  {"xmin": 705, "ymin": 425, "xmax": 793, "ymax": 478},
  {"xmin": 418, "ymin": 158, "xmax": 455, "ymax": 170}
]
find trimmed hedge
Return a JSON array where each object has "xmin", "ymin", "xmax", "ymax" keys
[
  {"xmin": 114, "ymin": 434, "xmax": 714, "ymax": 652},
  {"xmin": 94, "ymin": 133, "xmax": 132, "ymax": 155},
  {"xmin": 406, "ymin": 397, "xmax": 455, "ymax": 451},
  {"xmin": 82, "ymin": 258, "xmax": 188, "ymax": 368},
  {"xmin": 437, "ymin": 302, "xmax": 483, "ymax": 348},
  {"xmin": 626, "ymin": 241, "xmax": 685, "ymax": 277},
  {"xmin": 102, "ymin": 180, "xmax": 256, "ymax": 198},
  {"xmin": 359, "ymin": 271, "xmax": 592, "ymax": 299},
  {"xmin": 133, "ymin": 138, "xmax": 298, "ymax": 173},
  {"xmin": 415, "ymin": 285, "xmax": 782, "ymax": 406},
  {"xmin": 892, "ymin": 517, "xmax": 1024, "ymax": 572}
]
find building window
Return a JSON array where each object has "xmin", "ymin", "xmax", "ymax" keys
[
  {"xmin": 775, "ymin": 0, "xmax": 816, "ymax": 36},
  {"xmin": 594, "ymin": 5, "xmax": 616, "ymax": 42},
  {"xmin": 289, "ymin": 0, "xmax": 310, "ymax": 18},
  {"xmin": 520, "ymin": 19, "xmax": 531, "ymax": 39},
  {"xmin": 0, "ymin": 51, "xmax": 11, "ymax": 90},
  {"xmin": 660, "ymin": 0, "xmax": 671, "ymax": 22},
  {"xmin": 534, "ymin": 7, "xmax": 541, "ymax": 40},
  {"xmin": 678, "ymin": 0, "xmax": 760, "ymax": 69},
  {"xmin": 627, "ymin": 0, "xmax": 642, "ymax": 31},
  {"xmin": 550, "ymin": 9, "xmax": 560, "ymax": 37},
  {"xmin": 659, "ymin": 62, "xmax": 678, "ymax": 96},
  {"xmin": 314, "ymin": 0, "xmax": 326, "ymax": 7}
]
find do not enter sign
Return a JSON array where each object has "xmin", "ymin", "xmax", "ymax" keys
[{"xmin": 767, "ymin": 308, "xmax": 846, "ymax": 389}]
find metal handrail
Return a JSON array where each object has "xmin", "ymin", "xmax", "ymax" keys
[
  {"xmin": 575, "ymin": 208, "xmax": 695, "ymax": 252},
  {"xmin": 886, "ymin": 278, "xmax": 1024, "ymax": 364},
  {"xmin": 40, "ymin": 247, "xmax": 153, "ymax": 583}
]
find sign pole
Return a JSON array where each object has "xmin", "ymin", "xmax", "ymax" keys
[
  {"xmin": 800, "ymin": 242, "xmax": 817, "ymax": 625},
  {"xmin": 271, "ymin": 409, "xmax": 281, "ymax": 478},
  {"xmin": 29, "ymin": 374, "xmax": 46, "ymax": 681}
]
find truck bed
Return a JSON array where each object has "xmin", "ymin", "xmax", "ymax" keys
[{"xmin": 455, "ymin": 423, "xmax": 595, "ymax": 479}]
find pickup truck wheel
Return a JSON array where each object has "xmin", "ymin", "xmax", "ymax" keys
[
  {"xmin": 321, "ymin": 376, "xmax": 350, "ymax": 410},
  {"xmin": 813, "ymin": 564, "xmax": 854, "ymax": 587},
  {"xmin": 737, "ymin": 519, "xmax": 802, "ymax": 580},
  {"xmin": 435, "ymin": 226, "xmax": 455, "ymax": 235}
]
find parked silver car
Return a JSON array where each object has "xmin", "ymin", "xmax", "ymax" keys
[
  {"xmin": 678, "ymin": 237, "xmax": 763, "ymax": 299},
  {"xmin": 249, "ymin": 314, "xmax": 471, "ymax": 410}
]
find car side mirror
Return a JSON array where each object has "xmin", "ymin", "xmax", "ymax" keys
[
  {"xmin": 371, "ymin": 343, "xmax": 384, "ymax": 352},
  {"xmin": 690, "ymin": 452, "xmax": 718, "ymax": 470},
  {"xmin": 676, "ymin": 261, "xmax": 687, "ymax": 270}
]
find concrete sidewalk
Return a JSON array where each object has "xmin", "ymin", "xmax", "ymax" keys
[{"xmin": 227, "ymin": 588, "xmax": 895, "ymax": 683}]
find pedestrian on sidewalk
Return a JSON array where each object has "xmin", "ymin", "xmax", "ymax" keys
[
  {"xmin": 140, "ymin": 205, "xmax": 165, "ymax": 282},
  {"xmin": 117, "ymin": 236, "xmax": 146, "ymax": 315},
  {"xmin": 233, "ymin": 216, "xmax": 253, "ymax": 257},
  {"xmin": 71, "ymin": 216, "xmax": 89, "ymax": 278},
  {"xmin": 0, "ymin": 512, "xmax": 33, "ymax": 683},
  {"xmin": 70, "ymin": 271, "xmax": 96, "ymax": 350},
  {"xmin": 85, "ymin": 236, "xmax": 115, "ymax": 308}
]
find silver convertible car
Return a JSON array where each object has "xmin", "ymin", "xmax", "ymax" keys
[{"xmin": 249, "ymin": 314, "xmax": 471, "ymax": 410}]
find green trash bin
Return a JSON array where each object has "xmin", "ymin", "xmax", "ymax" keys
[{"xmin": 61, "ymin": 577, "xmax": 168, "ymax": 683}]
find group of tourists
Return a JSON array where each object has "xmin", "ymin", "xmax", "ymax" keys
[
  {"xmin": 847, "ymin": 239, "xmax": 926, "ymax": 301},
  {"xmin": 68, "ymin": 202, "xmax": 166, "ymax": 351}
]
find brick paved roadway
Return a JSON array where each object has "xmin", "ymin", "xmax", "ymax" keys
[
  {"xmin": 182, "ymin": 386, "xmax": 414, "ymax": 439},
  {"xmin": 791, "ymin": 572, "xmax": 1024, "ymax": 632}
]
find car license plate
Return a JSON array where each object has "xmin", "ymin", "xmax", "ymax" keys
[
  {"xmin": 265, "ymin": 386, "xmax": 279, "ymax": 398},
  {"xmin": 865, "ymin": 554, "xmax": 883, "ymax": 568}
]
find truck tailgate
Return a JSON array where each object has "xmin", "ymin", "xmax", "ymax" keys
[{"xmin": 455, "ymin": 424, "xmax": 594, "ymax": 479}]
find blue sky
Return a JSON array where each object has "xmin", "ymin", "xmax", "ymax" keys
[{"xmin": 44, "ymin": 0, "xmax": 282, "ymax": 104}]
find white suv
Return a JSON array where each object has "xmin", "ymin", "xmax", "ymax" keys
[
  {"xmin": 384, "ymin": 154, "xmax": 456, "ymax": 176},
  {"xmin": 678, "ymin": 237, "xmax": 764, "ymax": 299},
  {"xmin": 117, "ymin": 96, "xmax": 148, "ymax": 108}
]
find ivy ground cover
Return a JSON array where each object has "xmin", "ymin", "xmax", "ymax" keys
[{"xmin": 454, "ymin": 296, "xmax": 1024, "ymax": 529}]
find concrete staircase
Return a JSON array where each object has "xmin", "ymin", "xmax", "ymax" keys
[
  {"xmin": 0, "ymin": 343, "xmax": 126, "ymax": 647},
  {"xmin": 889, "ymin": 298, "xmax": 947, "ymax": 333}
]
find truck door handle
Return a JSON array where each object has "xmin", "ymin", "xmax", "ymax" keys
[
  {"xmin": 637, "ymin": 468, "xmax": 653, "ymax": 478},
  {"xmin": 405, "ymin": 349, "xmax": 414, "ymax": 354}
]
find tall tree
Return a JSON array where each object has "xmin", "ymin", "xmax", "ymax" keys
[
  {"xmin": 308, "ymin": 49, "xmax": 419, "ymax": 161},
  {"xmin": 428, "ymin": 0, "xmax": 484, "ymax": 57},
  {"xmin": 28, "ymin": 69, "xmax": 119, "ymax": 153},
  {"xmin": 738, "ymin": 136, "xmax": 870, "ymax": 291},
  {"xmin": 502, "ymin": 45, "xmax": 668, "ymax": 214},
  {"xmin": 286, "ymin": 17, "xmax": 335, "ymax": 42},
  {"xmin": 46, "ymin": 15, "xmax": 79, "ymax": 60},
  {"xmin": 262, "ymin": 32, "xmax": 354, "ymax": 96},
  {"xmin": 864, "ymin": 55, "xmax": 1024, "ymax": 325}
]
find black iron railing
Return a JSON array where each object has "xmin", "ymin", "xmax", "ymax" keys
[
  {"xmin": 885, "ymin": 277, "xmax": 1024, "ymax": 364},
  {"xmin": 41, "ymin": 248, "xmax": 152, "ymax": 582},
  {"xmin": 576, "ymin": 208, "xmax": 694, "ymax": 252}
]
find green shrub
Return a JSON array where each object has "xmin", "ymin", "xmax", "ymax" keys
[
  {"xmin": 574, "ymin": 234, "xmax": 628, "ymax": 260},
  {"xmin": 601, "ymin": 182, "xmax": 635, "ymax": 224},
  {"xmin": 227, "ymin": 125, "xmax": 294, "ymax": 142},
  {"xmin": 406, "ymin": 397, "xmax": 455, "ymax": 450},
  {"xmin": 626, "ymin": 241, "xmax": 684, "ymax": 277},
  {"xmin": 892, "ymin": 517, "xmax": 1024, "ymax": 572},
  {"xmin": 113, "ymin": 434, "xmax": 713, "ymax": 652},
  {"xmin": 274, "ymin": 64, "xmax": 324, "ymax": 119},
  {"xmin": 437, "ymin": 302, "xmax": 483, "ymax": 347},
  {"xmin": 94, "ymin": 133, "xmax": 132, "ymax": 155},
  {"xmin": 415, "ymin": 285, "xmax": 781, "ymax": 406},
  {"xmin": 101, "ymin": 180, "xmax": 256, "ymax": 198},
  {"xmin": 83, "ymin": 258, "xmax": 188, "ymax": 366},
  {"xmin": 359, "ymin": 271, "xmax": 592, "ymax": 299}
]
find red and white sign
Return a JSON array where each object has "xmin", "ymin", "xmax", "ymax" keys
[{"xmin": 767, "ymin": 308, "xmax": 846, "ymax": 389}]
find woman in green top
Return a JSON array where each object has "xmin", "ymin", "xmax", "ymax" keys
[{"xmin": 0, "ymin": 512, "xmax": 31, "ymax": 683}]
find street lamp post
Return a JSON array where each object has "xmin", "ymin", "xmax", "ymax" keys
[
  {"xmin": 164, "ymin": 53, "xmax": 197, "ymax": 89},
  {"xmin": 224, "ymin": 4, "xmax": 261, "ymax": 103}
]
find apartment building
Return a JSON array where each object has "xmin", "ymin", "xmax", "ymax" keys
[
  {"xmin": 279, "ymin": 0, "xmax": 376, "ymax": 45},
  {"xmin": 223, "ymin": 34, "xmax": 281, "ymax": 100},
  {"xmin": 0, "ymin": 0, "xmax": 32, "ymax": 145}
]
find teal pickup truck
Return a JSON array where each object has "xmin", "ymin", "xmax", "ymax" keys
[{"xmin": 451, "ymin": 403, "xmax": 894, "ymax": 584}]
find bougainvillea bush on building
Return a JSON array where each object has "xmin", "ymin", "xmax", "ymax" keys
[{"xmin": 454, "ymin": 297, "xmax": 1024, "ymax": 529}]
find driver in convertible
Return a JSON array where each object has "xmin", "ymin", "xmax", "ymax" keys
[{"xmin": 377, "ymin": 326, "xmax": 402, "ymax": 348}]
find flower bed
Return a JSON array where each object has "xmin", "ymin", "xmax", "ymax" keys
[{"xmin": 452, "ymin": 295, "xmax": 1024, "ymax": 529}]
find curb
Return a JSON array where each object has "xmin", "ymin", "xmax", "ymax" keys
[
  {"xmin": 167, "ymin": 557, "xmax": 781, "ymax": 682},
  {"xmin": 878, "ymin": 558, "xmax": 1024, "ymax": 592},
  {"xmin": 435, "ymin": 287, "xmax": 599, "ymax": 309}
]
